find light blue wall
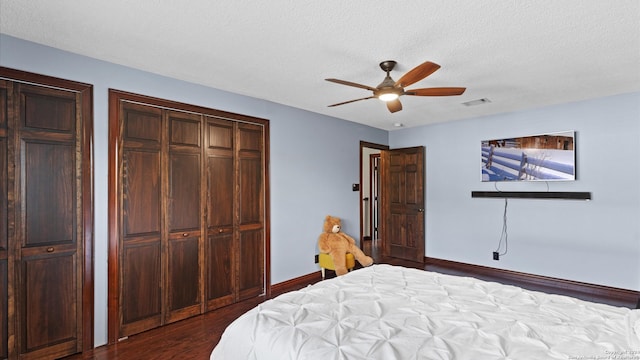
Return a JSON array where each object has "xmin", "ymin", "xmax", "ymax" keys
[
  {"xmin": 390, "ymin": 92, "xmax": 640, "ymax": 291},
  {"xmin": 0, "ymin": 34, "xmax": 388, "ymax": 346}
]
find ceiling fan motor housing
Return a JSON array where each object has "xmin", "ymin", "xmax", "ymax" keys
[{"xmin": 376, "ymin": 61, "xmax": 402, "ymax": 100}]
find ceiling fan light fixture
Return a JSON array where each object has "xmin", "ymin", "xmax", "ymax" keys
[{"xmin": 378, "ymin": 92, "xmax": 399, "ymax": 102}]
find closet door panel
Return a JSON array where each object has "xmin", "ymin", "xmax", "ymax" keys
[
  {"xmin": 20, "ymin": 85, "xmax": 75, "ymax": 132},
  {"xmin": 0, "ymin": 137, "xmax": 6, "ymax": 252},
  {"xmin": 205, "ymin": 232, "xmax": 234, "ymax": 310},
  {"xmin": 20, "ymin": 252, "xmax": 76, "ymax": 354},
  {"xmin": 204, "ymin": 118, "xmax": 235, "ymax": 310},
  {"xmin": 120, "ymin": 242, "xmax": 161, "ymax": 335},
  {"xmin": 122, "ymin": 150, "xmax": 161, "ymax": 236},
  {"xmin": 206, "ymin": 119, "xmax": 232, "ymax": 149},
  {"xmin": 166, "ymin": 236, "xmax": 199, "ymax": 322},
  {"xmin": 237, "ymin": 124, "xmax": 263, "ymax": 226},
  {"xmin": 0, "ymin": 81, "xmax": 7, "ymax": 251},
  {"xmin": 0, "ymin": 80, "xmax": 7, "ymax": 360},
  {"xmin": 238, "ymin": 157, "xmax": 262, "ymax": 224},
  {"xmin": 166, "ymin": 111, "xmax": 202, "ymax": 322},
  {"xmin": 23, "ymin": 141, "xmax": 75, "ymax": 245},
  {"xmin": 168, "ymin": 153, "xmax": 200, "ymax": 231},
  {"xmin": 238, "ymin": 229, "xmax": 264, "ymax": 300},
  {"xmin": 119, "ymin": 102, "xmax": 163, "ymax": 337},
  {"xmin": 16, "ymin": 83, "xmax": 83, "ymax": 359},
  {"xmin": 206, "ymin": 118, "xmax": 234, "ymax": 229},
  {"xmin": 237, "ymin": 124, "xmax": 264, "ymax": 299},
  {"xmin": 169, "ymin": 115, "xmax": 200, "ymax": 148},
  {"xmin": 19, "ymin": 139, "xmax": 78, "ymax": 355},
  {"xmin": 237, "ymin": 156, "xmax": 263, "ymax": 299},
  {"xmin": 121, "ymin": 103, "xmax": 161, "ymax": 145},
  {"xmin": 166, "ymin": 151, "xmax": 201, "ymax": 319},
  {"xmin": 205, "ymin": 164, "xmax": 235, "ymax": 309},
  {"xmin": 207, "ymin": 157, "xmax": 233, "ymax": 227}
]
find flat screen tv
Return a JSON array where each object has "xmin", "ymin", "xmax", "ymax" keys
[{"xmin": 481, "ymin": 130, "xmax": 576, "ymax": 182}]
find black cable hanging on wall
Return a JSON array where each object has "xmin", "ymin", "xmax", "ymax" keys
[{"xmin": 493, "ymin": 198, "xmax": 508, "ymax": 260}]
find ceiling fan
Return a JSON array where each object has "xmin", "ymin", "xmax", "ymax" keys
[{"xmin": 325, "ymin": 60, "xmax": 466, "ymax": 113}]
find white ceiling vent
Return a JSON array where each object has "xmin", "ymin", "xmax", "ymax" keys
[{"xmin": 462, "ymin": 98, "xmax": 492, "ymax": 106}]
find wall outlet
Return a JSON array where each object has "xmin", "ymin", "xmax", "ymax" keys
[
  {"xmin": 314, "ymin": 254, "xmax": 319, "ymax": 263},
  {"xmin": 493, "ymin": 252, "xmax": 500, "ymax": 261}
]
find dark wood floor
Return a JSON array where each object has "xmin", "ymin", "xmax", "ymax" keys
[{"xmin": 65, "ymin": 239, "xmax": 637, "ymax": 359}]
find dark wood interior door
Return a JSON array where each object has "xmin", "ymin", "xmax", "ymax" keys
[
  {"xmin": 15, "ymin": 83, "xmax": 85, "ymax": 359},
  {"xmin": 380, "ymin": 146, "xmax": 425, "ymax": 262}
]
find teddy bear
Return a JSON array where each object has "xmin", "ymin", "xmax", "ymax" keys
[{"xmin": 318, "ymin": 215, "xmax": 374, "ymax": 276}]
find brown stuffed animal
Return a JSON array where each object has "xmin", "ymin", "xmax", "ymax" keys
[{"xmin": 318, "ymin": 215, "xmax": 374, "ymax": 276}]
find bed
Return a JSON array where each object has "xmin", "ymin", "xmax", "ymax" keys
[{"xmin": 211, "ymin": 264, "xmax": 639, "ymax": 359}]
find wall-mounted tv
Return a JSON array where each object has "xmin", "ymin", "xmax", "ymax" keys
[{"xmin": 481, "ymin": 130, "xmax": 576, "ymax": 182}]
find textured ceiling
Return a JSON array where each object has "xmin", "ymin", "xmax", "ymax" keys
[{"xmin": 1, "ymin": 1, "xmax": 639, "ymax": 130}]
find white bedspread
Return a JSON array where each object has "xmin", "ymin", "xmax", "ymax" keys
[{"xmin": 211, "ymin": 264, "xmax": 639, "ymax": 360}]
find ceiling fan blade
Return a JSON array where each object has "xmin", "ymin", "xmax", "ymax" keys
[
  {"xmin": 386, "ymin": 99, "xmax": 402, "ymax": 113},
  {"xmin": 328, "ymin": 96, "xmax": 376, "ymax": 107},
  {"xmin": 325, "ymin": 78, "xmax": 377, "ymax": 91},
  {"xmin": 405, "ymin": 87, "xmax": 466, "ymax": 96},
  {"xmin": 395, "ymin": 61, "xmax": 441, "ymax": 88}
]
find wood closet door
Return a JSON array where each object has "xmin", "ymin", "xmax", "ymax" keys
[
  {"xmin": 204, "ymin": 118, "xmax": 235, "ymax": 310},
  {"xmin": 110, "ymin": 90, "xmax": 268, "ymax": 341},
  {"xmin": 204, "ymin": 119, "xmax": 264, "ymax": 308},
  {"xmin": 15, "ymin": 83, "xmax": 84, "ymax": 358},
  {"xmin": 205, "ymin": 118, "xmax": 265, "ymax": 310},
  {"xmin": 118, "ymin": 102, "xmax": 204, "ymax": 335},
  {"xmin": 0, "ymin": 80, "xmax": 8, "ymax": 360},
  {"xmin": 119, "ymin": 102, "xmax": 163, "ymax": 337},
  {"xmin": 165, "ymin": 110, "xmax": 202, "ymax": 323},
  {"xmin": 237, "ymin": 123, "xmax": 264, "ymax": 300}
]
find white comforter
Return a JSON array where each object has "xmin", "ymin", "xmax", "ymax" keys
[{"xmin": 211, "ymin": 264, "xmax": 639, "ymax": 360}]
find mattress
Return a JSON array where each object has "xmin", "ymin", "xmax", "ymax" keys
[{"xmin": 211, "ymin": 264, "xmax": 639, "ymax": 360}]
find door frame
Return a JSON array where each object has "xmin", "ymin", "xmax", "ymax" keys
[
  {"xmin": 369, "ymin": 153, "xmax": 381, "ymax": 241},
  {"xmin": 359, "ymin": 141, "xmax": 388, "ymax": 250}
]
